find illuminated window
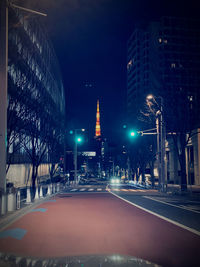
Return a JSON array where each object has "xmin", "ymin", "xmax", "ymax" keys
[
  {"xmin": 171, "ymin": 63, "xmax": 176, "ymax": 68},
  {"xmin": 158, "ymin": 38, "xmax": 162, "ymax": 43},
  {"xmin": 164, "ymin": 39, "xmax": 168, "ymax": 44},
  {"xmin": 127, "ymin": 59, "xmax": 133, "ymax": 70}
]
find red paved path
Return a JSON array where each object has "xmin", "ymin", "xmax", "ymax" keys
[{"xmin": 0, "ymin": 193, "xmax": 200, "ymax": 266}]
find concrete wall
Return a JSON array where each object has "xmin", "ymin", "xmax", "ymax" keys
[{"xmin": 6, "ymin": 163, "xmax": 52, "ymax": 187}]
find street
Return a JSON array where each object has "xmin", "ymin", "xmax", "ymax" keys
[{"xmin": 0, "ymin": 183, "xmax": 200, "ymax": 266}]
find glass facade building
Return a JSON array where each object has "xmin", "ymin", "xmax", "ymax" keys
[{"xmin": 7, "ymin": 6, "xmax": 65, "ymax": 170}]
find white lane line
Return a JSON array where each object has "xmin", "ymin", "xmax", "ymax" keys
[
  {"xmin": 97, "ymin": 188, "xmax": 102, "ymax": 191},
  {"xmin": 70, "ymin": 189, "xmax": 78, "ymax": 192},
  {"xmin": 129, "ymin": 189, "xmax": 137, "ymax": 192},
  {"xmin": 88, "ymin": 188, "xmax": 94, "ymax": 191},
  {"xmin": 109, "ymin": 191, "xmax": 200, "ymax": 236},
  {"xmin": 79, "ymin": 188, "xmax": 86, "ymax": 191},
  {"xmin": 144, "ymin": 196, "xmax": 200, "ymax": 214}
]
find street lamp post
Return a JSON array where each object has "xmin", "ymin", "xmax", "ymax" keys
[
  {"xmin": 147, "ymin": 94, "xmax": 166, "ymax": 192},
  {"xmin": 0, "ymin": 0, "xmax": 8, "ymax": 196},
  {"xmin": 73, "ymin": 129, "xmax": 85, "ymax": 184}
]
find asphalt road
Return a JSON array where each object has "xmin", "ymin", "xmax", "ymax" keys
[{"xmin": 0, "ymin": 184, "xmax": 200, "ymax": 266}]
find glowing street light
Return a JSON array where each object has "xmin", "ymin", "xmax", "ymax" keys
[
  {"xmin": 72, "ymin": 128, "xmax": 85, "ymax": 184},
  {"xmin": 146, "ymin": 94, "xmax": 166, "ymax": 192}
]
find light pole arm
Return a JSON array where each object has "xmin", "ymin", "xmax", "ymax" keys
[{"xmin": 10, "ymin": 3, "xmax": 47, "ymax": 16}]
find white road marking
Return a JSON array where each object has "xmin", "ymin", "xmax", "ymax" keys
[
  {"xmin": 109, "ymin": 191, "xmax": 200, "ymax": 236},
  {"xmin": 79, "ymin": 188, "xmax": 86, "ymax": 191},
  {"xmin": 97, "ymin": 188, "xmax": 102, "ymax": 191},
  {"xmin": 70, "ymin": 189, "xmax": 78, "ymax": 192},
  {"xmin": 129, "ymin": 189, "xmax": 137, "ymax": 192},
  {"xmin": 144, "ymin": 196, "xmax": 200, "ymax": 214},
  {"xmin": 88, "ymin": 188, "xmax": 94, "ymax": 191}
]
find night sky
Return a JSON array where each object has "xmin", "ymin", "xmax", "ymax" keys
[{"xmin": 20, "ymin": 0, "xmax": 200, "ymax": 141}]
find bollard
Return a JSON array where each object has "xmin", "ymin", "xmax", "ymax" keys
[
  {"xmin": 26, "ymin": 187, "xmax": 31, "ymax": 204},
  {"xmin": 16, "ymin": 190, "xmax": 20, "ymax": 210},
  {"xmin": 47, "ymin": 184, "xmax": 51, "ymax": 195},
  {"xmin": 57, "ymin": 183, "xmax": 60, "ymax": 192},
  {"xmin": 53, "ymin": 184, "xmax": 55, "ymax": 194},
  {"xmin": 34, "ymin": 186, "xmax": 39, "ymax": 201},
  {"xmin": 50, "ymin": 184, "xmax": 53, "ymax": 194},
  {"xmin": 0, "ymin": 193, "xmax": 7, "ymax": 215},
  {"xmin": 39, "ymin": 186, "xmax": 43, "ymax": 198}
]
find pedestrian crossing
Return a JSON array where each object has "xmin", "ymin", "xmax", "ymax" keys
[
  {"xmin": 68, "ymin": 188, "xmax": 105, "ymax": 193},
  {"xmin": 66, "ymin": 187, "xmax": 157, "ymax": 193},
  {"xmin": 110, "ymin": 188, "xmax": 157, "ymax": 193}
]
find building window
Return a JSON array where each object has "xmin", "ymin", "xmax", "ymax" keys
[{"xmin": 127, "ymin": 59, "xmax": 133, "ymax": 70}]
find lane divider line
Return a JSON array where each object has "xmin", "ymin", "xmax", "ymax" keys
[
  {"xmin": 144, "ymin": 196, "xmax": 200, "ymax": 214},
  {"xmin": 109, "ymin": 191, "xmax": 200, "ymax": 236}
]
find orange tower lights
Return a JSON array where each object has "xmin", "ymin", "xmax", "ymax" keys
[{"xmin": 95, "ymin": 100, "xmax": 101, "ymax": 138}]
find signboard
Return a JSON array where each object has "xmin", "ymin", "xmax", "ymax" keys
[{"xmin": 81, "ymin": 151, "xmax": 96, "ymax": 157}]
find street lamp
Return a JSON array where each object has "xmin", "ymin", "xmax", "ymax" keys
[
  {"xmin": 72, "ymin": 128, "xmax": 85, "ymax": 185},
  {"xmin": 146, "ymin": 94, "xmax": 166, "ymax": 192}
]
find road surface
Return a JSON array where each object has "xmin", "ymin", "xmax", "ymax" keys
[{"xmin": 0, "ymin": 184, "xmax": 200, "ymax": 266}]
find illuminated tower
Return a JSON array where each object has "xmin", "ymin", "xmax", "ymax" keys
[{"xmin": 95, "ymin": 100, "xmax": 101, "ymax": 138}]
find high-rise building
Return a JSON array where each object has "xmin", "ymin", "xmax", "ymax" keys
[
  {"xmin": 5, "ymin": 5, "xmax": 65, "ymax": 187},
  {"xmin": 127, "ymin": 17, "xmax": 200, "ymax": 185}
]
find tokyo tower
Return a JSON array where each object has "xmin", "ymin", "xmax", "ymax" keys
[{"xmin": 95, "ymin": 100, "xmax": 101, "ymax": 138}]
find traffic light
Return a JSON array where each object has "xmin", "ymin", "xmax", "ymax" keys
[
  {"xmin": 76, "ymin": 136, "xmax": 83, "ymax": 143},
  {"xmin": 129, "ymin": 130, "xmax": 137, "ymax": 137}
]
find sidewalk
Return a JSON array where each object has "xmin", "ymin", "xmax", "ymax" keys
[{"xmin": 0, "ymin": 190, "xmax": 61, "ymax": 232}]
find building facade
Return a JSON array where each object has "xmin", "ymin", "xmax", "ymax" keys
[
  {"xmin": 6, "ymin": 6, "xmax": 65, "ymax": 187},
  {"xmin": 127, "ymin": 17, "xmax": 200, "ymax": 185}
]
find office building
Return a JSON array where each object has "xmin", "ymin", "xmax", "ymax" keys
[{"xmin": 127, "ymin": 17, "xmax": 200, "ymax": 185}]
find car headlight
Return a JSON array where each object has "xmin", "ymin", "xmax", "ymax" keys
[
  {"xmin": 111, "ymin": 179, "xmax": 115, "ymax": 184},
  {"xmin": 116, "ymin": 179, "xmax": 120, "ymax": 183}
]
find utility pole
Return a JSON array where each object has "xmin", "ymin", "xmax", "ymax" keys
[
  {"xmin": 74, "ymin": 130, "xmax": 78, "ymax": 185},
  {"xmin": 156, "ymin": 115, "xmax": 161, "ymax": 190},
  {"xmin": 0, "ymin": 0, "xmax": 8, "ymax": 196}
]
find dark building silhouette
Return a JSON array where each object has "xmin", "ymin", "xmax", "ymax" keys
[{"xmin": 127, "ymin": 17, "xmax": 200, "ymax": 185}]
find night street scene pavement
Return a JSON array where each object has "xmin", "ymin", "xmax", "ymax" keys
[
  {"xmin": 1, "ymin": 0, "xmax": 200, "ymax": 267},
  {"xmin": 0, "ymin": 182, "xmax": 200, "ymax": 266}
]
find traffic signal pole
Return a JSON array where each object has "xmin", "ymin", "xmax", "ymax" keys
[{"xmin": 74, "ymin": 131, "xmax": 78, "ymax": 185}]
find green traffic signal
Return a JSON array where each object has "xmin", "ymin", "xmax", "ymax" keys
[
  {"xmin": 76, "ymin": 136, "xmax": 82, "ymax": 143},
  {"xmin": 129, "ymin": 130, "xmax": 137, "ymax": 137}
]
